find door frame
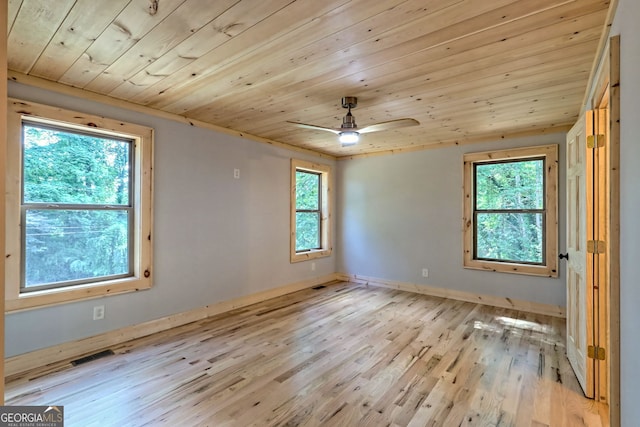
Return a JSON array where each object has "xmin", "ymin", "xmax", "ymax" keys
[
  {"xmin": 605, "ymin": 35, "xmax": 621, "ymax": 427},
  {"xmin": 584, "ymin": 34, "xmax": 620, "ymax": 425}
]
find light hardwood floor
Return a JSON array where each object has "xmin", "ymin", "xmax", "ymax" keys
[{"xmin": 5, "ymin": 282, "xmax": 608, "ymax": 426}]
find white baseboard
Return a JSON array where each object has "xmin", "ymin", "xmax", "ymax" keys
[
  {"xmin": 337, "ymin": 273, "xmax": 566, "ymax": 318},
  {"xmin": 5, "ymin": 273, "xmax": 340, "ymax": 378}
]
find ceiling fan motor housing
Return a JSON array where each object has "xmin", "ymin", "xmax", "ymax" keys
[
  {"xmin": 341, "ymin": 96, "xmax": 358, "ymax": 109},
  {"xmin": 342, "ymin": 112, "xmax": 357, "ymax": 129}
]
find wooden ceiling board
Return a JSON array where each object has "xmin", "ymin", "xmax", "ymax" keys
[
  {"xmin": 6, "ymin": 0, "xmax": 611, "ymax": 157},
  {"xmin": 154, "ymin": 0, "xmax": 531, "ymax": 115},
  {"xmin": 183, "ymin": 3, "xmax": 605, "ymax": 131},
  {"xmin": 123, "ymin": 0, "xmax": 356, "ymax": 107},
  {"xmin": 228, "ymin": 33, "xmax": 598, "ymax": 138},
  {"xmin": 141, "ymin": 0, "xmax": 433, "ymax": 112},
  {"xmin": 211, "ymin": 0, "xmax": 600, "ymax": 108},
  {"xmin": 83, "ymin": 0, "xmax": 246, "ymax": 94},
  {"xmin": 58, "ymin": 0, "xmax": 188, "ymax": 88},
  {"xmin": 289, "ymin": 2, "xmax": 608, "ymax": 97},
  {"xmin": 267, "ymin": 75, "xmax": 588, "ymax": 140},
  {"xmin": 7, "ymin": 0, "xmax": 23, "ymax": 34},
  {"xmin": 110, "ymin": 0, "xmax": 298, "ymax": 97},
  {"xmin": 28, "ymin": 0, "xmax": 131, "ymax": 81},
  {"xmin": 206, "ymin": 31, "xmax": 599, "ymax": 132},
  {"xmin": 7, "ymin": 0, "xmax": 76, "ymax": 73},
  {"xmin": 376, "ymin": 56, "xmax": 593, "ymax": 114}
]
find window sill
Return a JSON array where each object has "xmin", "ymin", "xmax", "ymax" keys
[
  {"xmin": 290, "ymin": 248, "xmax": 332, "ymax": 263},
  {"xmin": 464, "ymin": 259, "xmax": 558, "ymax": 278},
  {"xmin": 6, "ymin": 276, "xmax": 152, "ymax": 312}
]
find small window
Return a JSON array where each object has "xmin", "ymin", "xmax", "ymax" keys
[
  {"xmin": 295, "ymin": 169, "xmax": 321, "ymax": 251},
  {"xmin": 290, "ymin": 159, "xmax": 331, "ymax": 262},
  {"xmin": 6, "ymin": 99, "xmax": 154, "ymax": 311},
  {"xmin": 463, "ymin": 145, "xmax": 558, "ymax": 277}
]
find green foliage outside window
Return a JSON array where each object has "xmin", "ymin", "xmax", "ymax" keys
[
  {"xmin": 295, "ymin": 170, "xmax": 321, "ymax": 251},
  {"xmin": 22, "ymin": 124, "xmax": 132, "ymax": 288},
  {"xmin": 474, "ymin": 159, "xmax": 544, "ymax": 264}
]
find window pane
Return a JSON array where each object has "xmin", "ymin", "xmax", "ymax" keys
[
  {"xmin": 475, "ymin": 159, "xmax": 543, "ymax": 210},
  {"xmin": 296, "ymin": 212, "xmax": 320, "ymax": 251},
  {"xmin": 295, "ymin": 170, "xmax": 319, "ymax": 210},
  {"xmin": 24, "ymin": 209, "xmax": 130, "ymax": 287},
  {"xmin": 476, "ymin": 212, "xmax": 543, "ymax": 264},
  {"xmin": 23, "ymin": 124, "xmax": 131, "ymax": 205}
]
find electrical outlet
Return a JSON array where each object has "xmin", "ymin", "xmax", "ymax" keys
[
  {"xmin": 234, "ymin": 168, "xmax": 240, "ymax": 179},
  {"xmin": 311, "ymin": 262, "xmax": 316, "ymax": 271},
  {"xmin": 93, "ymin": 305, "xmax": 105, "ymax": 320},
  {"xmin": 422, "ymin": 268, "xmax": 429, "ymax": 278}
]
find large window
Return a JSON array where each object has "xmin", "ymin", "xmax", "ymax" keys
[
  {"xmin": 22, "ymin": 123, "xmax": 133, "ymax": 290},
  {"xmin": 290, "ymin": 159, "xmax": 331, "ymax": 262},
  {"xmin": 6, "ymin": 99, "xmax": 154, "ymax": 310},
  {"xmin": 463, "ymin": 145, "xmax": 558, "ymax": 277}
]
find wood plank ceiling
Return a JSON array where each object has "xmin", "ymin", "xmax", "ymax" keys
[{"xmin": 7, "ymin": 0, "xmax": 610, "ymax": 158}]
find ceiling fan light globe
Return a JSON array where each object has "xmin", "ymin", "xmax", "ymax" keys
[{"xmin": 339, "ymin": 131, "xmax": 359, "ymax": 146}]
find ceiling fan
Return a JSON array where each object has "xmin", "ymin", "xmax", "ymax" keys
[{"xmin": 287, "ymin": 97, "xmax": 420, "ymax": 147}]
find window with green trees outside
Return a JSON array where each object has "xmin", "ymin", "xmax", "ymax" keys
[
  {"xmin": 22, "ymin": 123, "xmax": 133, "ymax": 291},
  {"xmin": 290, "ymin": 159, "xmax": 332, "ymax": 263},
  {"xmin": 6, "ymin": 99, "xmax": 153, "ymax": 311},
  {"xmin": 463, "ymin": 145, "xmax": 558, "ymax": 277},
  {"xmin": 295, "ymin": 169, "xmax": 321, "ymax": 252},
  {"xmin": 474, "ymin": 158, "xmax": 545, "ymax": 264}
]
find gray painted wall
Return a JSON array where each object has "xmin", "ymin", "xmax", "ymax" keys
[
  {"xmin": 6, "ymin": 82, "xmax": 336, "ymax": 357},
  {"xmin": 336, "ymin": 134, "xmax": 567, "ymax": 307},
  {"xmin": 610, "ymin": 0, "xmax": 640, "ymax": 423}
]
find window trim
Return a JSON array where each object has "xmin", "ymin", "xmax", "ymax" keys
[
  {"xmin": 290, "ymin": 159, "xmax": 332, "ymax": 263},
  {"xmin": 463, "ymin": 144, "xmax": 558, "ymax": 277},
  {"xmin": 6, "ymin": 98, "xmax": 154, "ymax": 311}
]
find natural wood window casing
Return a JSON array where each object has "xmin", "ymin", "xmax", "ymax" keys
[
  {"xmin": 290, "ymin": 159, "xmax": 331, "ymax": 263},
  {"xmin": 6, "ymin": 99, "xmax": 154, "ymax": 311},
  {"xmin": 463, "ymin": 144, "xmax": 558, "ymax": 277}
]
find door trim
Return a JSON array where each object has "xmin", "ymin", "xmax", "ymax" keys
[{"xmin": 605, "ymin": 34, "xmax": 621, "ymax": 427}]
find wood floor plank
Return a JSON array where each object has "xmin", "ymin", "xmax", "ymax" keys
[{"xmin": 5, "ymin": 282, "xmax": 608, "ymax": 426}]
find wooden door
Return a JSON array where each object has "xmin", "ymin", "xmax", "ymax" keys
[{"xmin": 565, "ymin": 111, "xmax": 594, "ymax": 397}]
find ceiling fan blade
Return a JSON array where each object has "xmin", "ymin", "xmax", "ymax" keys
[
  {"xmin": 358, "ymin": 118, "xmax": 420, "ymax": 134},
  {"xmin": 287, "ymin": 121, "xmax": 341, "ymax": 134}
]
